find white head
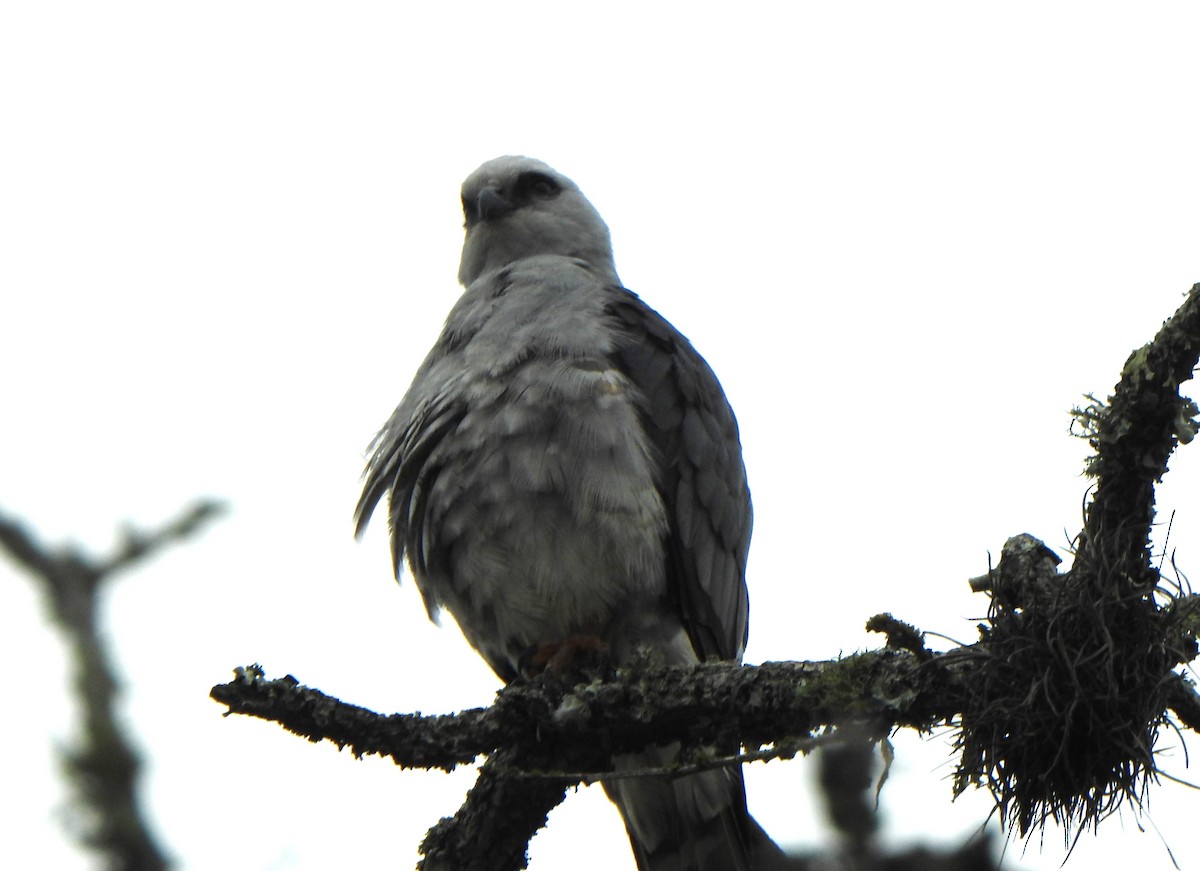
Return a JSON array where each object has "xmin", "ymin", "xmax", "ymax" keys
[{"xmin": 457, "ymin": 156, "xmax": 619, "ymax": 287}]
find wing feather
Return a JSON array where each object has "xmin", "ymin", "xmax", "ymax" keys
[
  {"xmin": 606, "ymin": 289, "xmax": 752, "ymax": 662},
  {"xmin": 354, "ymin": 385, "xmax": 467, "ymax": 583}
]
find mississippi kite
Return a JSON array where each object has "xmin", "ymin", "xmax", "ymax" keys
[{"xmin": 356, "ymin": 156, "xmax": 779, "ymax": 870}]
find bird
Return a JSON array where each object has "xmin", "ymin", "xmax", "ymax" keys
[{"xmin": 355, "ymin": 156, "xmax": 780, "ymax": 870}]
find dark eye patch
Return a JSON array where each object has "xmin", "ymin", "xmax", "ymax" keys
[{"xmin": 515, "ymin": 171, "xmax": 561, "ymax": 201}]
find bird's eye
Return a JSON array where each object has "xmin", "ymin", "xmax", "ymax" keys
[{"xmin": 517, "ymin": 171, "xmax": 560, "ymax": 200}]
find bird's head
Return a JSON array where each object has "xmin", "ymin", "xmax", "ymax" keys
[{"xmin": 457, "ymin": 156, "xmax": 618, "ymax": 287}]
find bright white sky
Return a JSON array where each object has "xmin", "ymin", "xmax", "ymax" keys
[{"xmin": 3, "ymin": 3, "xmax": 1200, "ymax": 869}]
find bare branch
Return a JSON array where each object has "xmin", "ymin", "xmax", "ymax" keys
[
  {"xmin": 2, "ymin": 499, "xmax": 226, "ymax": 871},
  {"xmin": 98, "ymin": 499, "xmax": 227, "ymax": 577}
]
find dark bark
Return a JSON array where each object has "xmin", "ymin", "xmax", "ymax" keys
[
  {"xmin": 1075, "ymin": 284, "xmax": 1200, "ymax": 580},
  {"xmin": 1, "ymin": 499, "xmax": 225, "ymax": 871},
  {"xmin": 210, "ymin": 650, "xmax": 958, "ymax": 775}
]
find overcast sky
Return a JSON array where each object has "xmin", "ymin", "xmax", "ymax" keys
[{"xmin": 3, "ymin": 3, "xmax": 1200, "ymax": 869}]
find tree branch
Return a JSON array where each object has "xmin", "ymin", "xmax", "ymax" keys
[
  {"xmin": 211, "ymin": 648, "xmax": 957, "ymax": 776},
  {"xmin": 418, "ymin": 749, "xmax": 571, "ymax": 871},
  {"xmin": 2, "ymin": 499, "xmax": 226, "ymax": 871},
  {"xmin": 1076, "ymin": 284, "xmax": 1200, "ymax": 576},
  {"xmin": 210, "ymin": 647, "xmax": 971, "ymax": 870}
]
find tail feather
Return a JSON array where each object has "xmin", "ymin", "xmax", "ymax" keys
[{"xmin": 604, "ymin": 752, "xmax": 782, "ymax": 871}]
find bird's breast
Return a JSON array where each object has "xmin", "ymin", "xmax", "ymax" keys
[{"xmin": 416, "ymin": 305, "xmax": 670, "ymax": 674}]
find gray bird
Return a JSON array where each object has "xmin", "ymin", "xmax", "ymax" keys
[{"xmin": 355, "ymin": 156, "xmax": 780, "ymax": 870}]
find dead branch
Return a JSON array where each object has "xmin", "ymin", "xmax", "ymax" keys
[
  {"xmin": 1, "ymin": 499, "xmax": 225, "ymax": 871},
  {"xmin": 211, "ymin": 649, "xmax": 954, "ymax": 774}
]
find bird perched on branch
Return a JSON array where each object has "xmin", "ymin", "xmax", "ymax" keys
[{"xmin": 356, "ymin": 156, "xmax": 778, "ymax": 870}]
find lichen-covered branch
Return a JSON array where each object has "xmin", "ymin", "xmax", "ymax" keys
[
  {"xmin": 418, "ymin": 748, "xmax": 572, "ymax": 871},
  {"xmin": 1, "ymin": 499, "xmax": 226, "ymax": 871},
  {"xmin": 1075, "ymin": 282, "xmax": 1200, "ymax": 578},
  {"xmin": 212, "ymin": 603, "xmax": 1200, "ymax": 869},
  {"xmin": 211, "ymin": 647, "xmax": 957, "ymax": 776},
  {"xmin": 956, "ymin": 283, "xmax": 1200, "ymax": 837},
  {"xmin": 211, "ymin": 647, "xmax": 964, "ymax": 871}
]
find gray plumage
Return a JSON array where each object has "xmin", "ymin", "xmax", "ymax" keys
[{"xmin": 356, "ymin": 156, "xmax": 779, "ymax": 870}]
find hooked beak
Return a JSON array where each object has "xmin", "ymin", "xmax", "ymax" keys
[{"xmin": 476, "ymin": 186, "xmax": 515, "ymax": 222}]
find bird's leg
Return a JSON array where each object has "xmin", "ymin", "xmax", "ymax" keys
[{"xmin": 523, "ymin": 634, "xmax": 611, "ymax": 677}]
